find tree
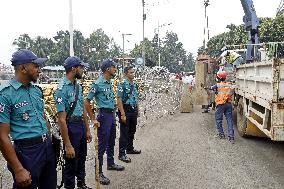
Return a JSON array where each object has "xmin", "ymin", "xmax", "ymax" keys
[
  {"xmin": 85, "ymin": 29, "xmax": 120, "ymax": 70},
  {"xmin": 162, "ymin": 32, "xmax": 191, "ymax": 73},
  {"xmin": 205, "ymin": 14, "xmax": 284, "ymax": 58},
  {"xmin": 13, "ymin": 28, "xmax": 196, "ymax": 71},
  {"xmin": 12, "ymin": 34, "xmax": 33, "ymax": 49}
]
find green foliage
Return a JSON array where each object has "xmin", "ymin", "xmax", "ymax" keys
[
  {"xmin": 13, "ymin": 29, "xmax": 194, "ymax": 72},
  {"xmin": 130, "ymin": 33, "xmax": 195, "ymax": 72},
  {"xmin": 205, "ymin": 14, "xmax": 284, "ymax": 58}
]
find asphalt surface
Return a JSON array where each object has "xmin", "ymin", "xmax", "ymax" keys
[
  {"xmin": 85, "ymin": 107, "xmax": 284, "ymax": 189},
  {"xmin": 1, "ymin": 107, "xmax": 284, "ymax": 189}
]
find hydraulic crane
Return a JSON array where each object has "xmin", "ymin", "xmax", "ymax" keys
[{"xmin": 239, "ymin": 0, "xmax": 260, "ymax": 61}]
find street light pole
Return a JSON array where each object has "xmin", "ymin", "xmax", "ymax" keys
[
  {"xmin": 156, "ymin": 22, "xmax": 172, "ymax": 67},
  {"xmin": 158, "ymin": 21, "xmax": 161, "ymax": 67},
  {"xmin": 203, "ymin": 0, "xmax": 210, "ymax": 49},
  {"xmin": 122, "ymin": 33, "xmax": 132, "ymax": 70},
  {"xmin": 142, "ymin": 0, "xmax": 146, "ymax": 67},
  {"xmin": 69, "ymin": 0, "xmax": 74, "ymax": 56}
]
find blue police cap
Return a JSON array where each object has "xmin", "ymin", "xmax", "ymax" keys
[
  {"xmin": 100, "ymin": 59, "xmax": 118, "ymax": 72},
  {"xmin": 11, "ymin": 49, "xmax": 48, "ymax": 66},
  {"xmin": 63, "ymin": 56, "xmax": 89, "ymax": 69}
]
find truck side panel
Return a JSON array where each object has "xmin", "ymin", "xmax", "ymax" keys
[{"xmin": 236, "ymin": 59, "xmax": 284, "ymax": 140}]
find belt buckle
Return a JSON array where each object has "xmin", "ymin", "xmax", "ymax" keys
[{"xmin": 42, "ymin": 134, "xmax": 48, "ymax": 142}]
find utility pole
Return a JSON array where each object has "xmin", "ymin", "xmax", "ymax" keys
[
  {"xmin": 156, "ymin": 22, "xmax": 172, "ymax": 67},
  {"xmin": 122, "ymin": 33, "xmax": 132, "ymax": 70},
  {"xmin": 158, "ymin": 21, "xmax": 160, "ymax": 67},
  {"xmin": 277, "ymin": 0, "xmax": 284, "ymax": 15},
  {"xmin": 69, "ymin": 0, "xmax": 74, "ymax": 56},
  {"xmin": 203, "ymin": 0, "xmax": 210, "ymax": 49},
  {"xmin": 142, "ymin": 0, "xmax": 146, "ymax": 67}
]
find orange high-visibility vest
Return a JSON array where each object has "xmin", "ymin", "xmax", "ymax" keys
[{"xmin": 215, "ymin": 82, "xmax": 233, "ymax": 105}]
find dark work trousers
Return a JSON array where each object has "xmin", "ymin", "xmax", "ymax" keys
[
  {"xmin": 215, "ymin": 102, "xmax": 234, "ymax": 138},
  {"xmin": 118, "ymin": 109, "xmax": 138, "ymax": 156},
  {"xmin": 64, "ymin": 121, "xmax": 87, "ymax": 189},
  {"xmin": 97, "ymin": 111, "xmax": 116, "ymax": 174},
  {"xmin": 10, "ymin": 138, "xmax": 57, "ymax": 189}
]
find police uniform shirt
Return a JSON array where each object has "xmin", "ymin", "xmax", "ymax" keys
[
  {"xmin": 0, "ymin": 80, "xmax": 47, "ymax": 140},
  {"xmin": 87, "ymin": 75, "xmax": 115, "ymax": 109},
  {"xmin": 117, "ymin": 79, "xmax": 138, "ymax": 106},
  {"xmin": 53, "ymin": 77, "xmax": 84, "ymax": 117}
]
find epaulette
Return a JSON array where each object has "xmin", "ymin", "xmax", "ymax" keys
[{"xmin": 0, "ymin": 83, "xmax": 11, "ymax": 93}]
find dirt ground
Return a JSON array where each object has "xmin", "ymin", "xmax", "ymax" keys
[{"xmin": 1, "ymin": 106, "xmax": 284, "ymax": 189}]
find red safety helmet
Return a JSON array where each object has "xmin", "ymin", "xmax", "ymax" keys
[{"xmin": 217, "ymin": 71, "xmax": 228, "ymax": 79}]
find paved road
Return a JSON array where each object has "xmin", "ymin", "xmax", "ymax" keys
[
  {"xmin": 86, "ymin": 107, "xmax": 284, "ymax": 189},
  {"xmin": 2, "ymin": 107, "xmax": 284, "ymax": 188}
]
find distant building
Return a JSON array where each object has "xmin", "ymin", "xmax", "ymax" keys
[{"xmin": 41, "ymin": 65, "xmax": 65, "ymax": 82}]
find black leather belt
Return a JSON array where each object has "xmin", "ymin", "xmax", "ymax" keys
[
  {"xmin": 14, "ymin": 134, "xmax": 49, "ymax": 146},
  {"xmin": 68, "ymin": 116, "xmax": 83, "ymax": 123},
  {"xmin": 99, "ymin": 108, "xmax": 115, "ymax": 113},
  {"xmin": 123, "ymin": 104, "xmax": 138, "ymax": 112}
]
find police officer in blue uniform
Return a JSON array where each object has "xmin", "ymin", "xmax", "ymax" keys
[
  {"xmin": 53, "ymin": 56, "xmax": 92, "ymax": 189},
  {"xmin": 84, "ymin": 59, "xmax": 124, "ymax": 185},
  {"xmin": 0, "ymin": 49, "xmax": 57, "ymax": 188},
  {"xmin": 117, "ymin": 66, "xmax": 141, "ymax": 163}
]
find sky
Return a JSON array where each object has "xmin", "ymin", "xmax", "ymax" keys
[{"xmin": 0, "ymin": 0, "xmax": 281, "ymax": 65}]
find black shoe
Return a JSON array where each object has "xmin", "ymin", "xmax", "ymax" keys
[
  {"xmin": 77, "ymin": 184, "xmax": 92, "ymax": 189},
  {"xmin": 118, "ymin": 155, "xmax": 131, "ymax": 163},
  {"xmin": 96, "ymin": 173, "xmax": 110, "ymax": 185},
  {"xmin": 126, "ymin": 149, "xmax": 141, "ymax": 154},
  {"xmin": 202, "ymin": 109, "xmax": 209, "ymax": 113},
  {"xmin": 77, "ymin": 179, "xmax": 92, "ymax": 189},
  {"xmin": 107, "ymin": 163, "xmax": 125, "ymax": 171},
  {"xmin": 218, "ymin": 133, "xmax": 226, "ymax": 139},
  {"xmin": 228, "ymin": 137, "xmax": 235, "ymax": 144}
]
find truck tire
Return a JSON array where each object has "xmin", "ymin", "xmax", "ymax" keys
[{"xmin": 236, "ymin": 98, "xmax": 248, "ymax": 137}]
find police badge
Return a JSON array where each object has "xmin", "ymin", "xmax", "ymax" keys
[{"xmin": 22, "ymin": 112, "xmax": 29, "ymax": 121}]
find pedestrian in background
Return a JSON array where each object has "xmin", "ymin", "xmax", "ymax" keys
[
  {"xmin": 204, "ymin": 71, "xmax": 235, "ymax": 143},
  {"xmin": 0, "ymin": 49, "xmax": 57, "ymax": 188},
  {"xmin": 117, "ymin": 66, "xmax": 141, "ymax": 164},
  {"xmin": 53, "ymin": 56, "xmax": 92, "ymax": 189},
  {"xmin": 84, "ymin": 59, "xmax": 124, "ymax": 186}
]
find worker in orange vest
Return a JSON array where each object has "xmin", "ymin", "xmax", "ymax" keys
[{"xmin": 204, "ymin": 71, "xmax": 235, "ymax": 143}]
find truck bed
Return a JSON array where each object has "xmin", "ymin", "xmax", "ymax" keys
[{"xmin": 235, "ymin": 58, "xmax": 284, "ymax": 140}]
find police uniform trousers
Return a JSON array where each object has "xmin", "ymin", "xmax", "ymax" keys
[
  {"xmin": 11, "ymin": 137, "xmax": 57, "ymax": 189},
  {"xmin": 215, "ymin": 102, "xmax": 234, "ymax": 138},
  {"xmin": 118, "ymin": 105, "xmax": 138, "ymax": 156},
  {"xmin": 97, "ymin": 110, "xmax": 116, "ymax": 173},
  {"xmin": 64, "ymin": 121, "xmax": 87, "ymax": 189}
]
